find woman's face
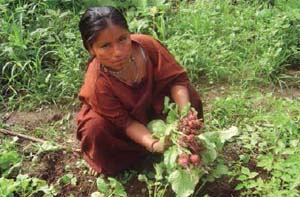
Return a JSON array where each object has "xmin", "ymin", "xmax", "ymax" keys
[{"xmin": 89, "ymin": 24, "xmax": 132, "ymax": 71}]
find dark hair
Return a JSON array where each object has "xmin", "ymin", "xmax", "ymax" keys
[{"xmin": 79, "ymin": 6, "xmax": 129, "ymax": 50}]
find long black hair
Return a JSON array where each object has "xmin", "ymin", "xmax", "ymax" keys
[{"xmin": 79, "ymin": 6, "xmax": 129, "ymax": 51}]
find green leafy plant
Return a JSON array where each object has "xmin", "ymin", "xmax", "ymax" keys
[
  {"xmin": 214, "ymin": 92, "xmax": 300, "ymax": 196},
  {"xmin": 91, "ymin": 176, "xmax": 127, "ymax": 197},
  {"xmin": 0, "ymin": 137, "xmax": 22, "ymax": 177},
  {"xmin": 146, "ymin": 97, "xmax": 239, "ymax": 197},
  {"xmin": 58, "ymin": 173, "xmax": 77, "ymax": 186},
  {"xmin": 138, "ymin": 167, "xmax": 169, "ymax": 197},
  {"xmin": 0, "ymin": 137, "xmax": 56, "ymax": 196},
  {"xmin": 0, "ymin": 174, "xmax": 57, "ymax": 197}
]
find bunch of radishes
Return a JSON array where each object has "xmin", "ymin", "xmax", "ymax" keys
[
  {"xmin": 177, "ymin": 111, "xmax": 204, "ymax": 169},
  {"xmin": 178, "ymin": 111, "xmax": 203, "ymax": 135}
]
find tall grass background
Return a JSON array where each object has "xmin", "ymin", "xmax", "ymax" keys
[{"xmin": 1, "ymin": 0, "xmax": 299, "ymax": 110}]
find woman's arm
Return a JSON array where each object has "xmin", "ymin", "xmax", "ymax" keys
[
  {"xmin": 170, "ymin": 85, "xmax": 190, "ymax": 111},
  {"xmin": 125, "ymin": 86, "xmax": 190, "ymax": 153},
  {"xmin": 125, "ymin": 120, "xmax": 164, "ymax": 153}
]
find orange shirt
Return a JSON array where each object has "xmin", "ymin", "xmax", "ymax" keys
[{"xmin": 78, "ymin": 34, "xmax": 190, "ymax": 130}]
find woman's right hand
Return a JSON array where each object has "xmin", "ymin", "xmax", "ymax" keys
[
  {"xmin": 151, "ymin": 140, "xmax": 164, "ymax": 153},
  {"xmin": 150, "ymin": 136, "xmax": 171, "ymax": 153},
  {"xmin": 125, "ymin": 120, "xmax": 170, "ymax": 153}
]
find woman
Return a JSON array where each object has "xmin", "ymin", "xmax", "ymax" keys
[{"xmin": 76, "ymin": 6, "xmax": 203, "ymax": 176}]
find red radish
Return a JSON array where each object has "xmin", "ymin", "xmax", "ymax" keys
[
  {"xmin": 191, "ymin": 113, "xmax": 197, "ymax": 120},
  {"xmin": 188, "ymin": 121, "xmax": 193, "ymax": 127},
  {"xmin": 195, "ymin": 120, "xmax": 203, "ymax": 127},
  {"xmin": 190, "ymin": 154, "xmax": 200, "ymax": 165},
  {"xmin": 182, "ymin": 119, "xmax": 188, "ymax": 126},
  {"xmin": 187, "ymin": 111, "xmax": 197, "ymax": 119},
  {"xmin": 186, "ymin": 134, "xmax": 195, "ymax": 142},
  {"xmin": 183, "ymin": 128, "xmax": 191, "ymax": 135},
  {"xmin": 178, "ymin": 154, "xmax": 190, "ymax": 168}
]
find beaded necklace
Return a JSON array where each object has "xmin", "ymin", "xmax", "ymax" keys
[{"xmin": 102, "ymin": 56, "xmax": 139, "ymax": 85}]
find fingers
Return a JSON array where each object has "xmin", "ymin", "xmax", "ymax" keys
[
  {"xmin": 164, "ymin": 136, "xmax": 172, "ymax": 149},
  {"xmin": 152, "ymin": 140, "xmax": 165, "ymax": 153}
]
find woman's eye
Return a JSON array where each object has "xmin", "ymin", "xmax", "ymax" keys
[
  {"xmin": 119, "ymin": 37, "xmax": 127, "ymax": 42},
  {"xmin": 100, "ymin": 43, "xmax": 110, "ymax": 49}
]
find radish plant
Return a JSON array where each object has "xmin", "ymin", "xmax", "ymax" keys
[{"xmin": 147, "ymin": 97, "xmax": 239, "ymax": 197}]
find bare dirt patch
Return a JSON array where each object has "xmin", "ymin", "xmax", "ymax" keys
[{"xmin": 4, "ymin": 107, "xmax": 63, "ymax": 130}]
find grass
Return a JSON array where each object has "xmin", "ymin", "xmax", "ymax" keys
[
  {"xmin": 162, "ymin": 0, "xmax": 300, "ymax": 84},
  {"xmin": 1, "ymin": 0, "xmax": 299, "ymax": 110},
  {"xmin": 0, "ymin": 1, "xmax": 86, "ymax": 110},
  {"xmin": 1, "ymin": 0, "xmax": 300, "ymax": 196}
]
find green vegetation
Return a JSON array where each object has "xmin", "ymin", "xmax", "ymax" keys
[
  {"xmin": 92, "ymin": 177, "xmax": 127, "ymax": 197},
  {"xmin": 0, "ymin": 0, "xmax": 86, "ymax": 110},
  {"xmin": 145, "ymin": 99, "xmax": 238, "ymax": 197},
  {"xmin": 1, "ymin": 0, "xmax": 299, "ymax": 196},
  {"xmin": 206, "ymin": 91, "xmax": 300, "ymax": 195},
  {"xmin": 1, "ymin": 0, "xmax": 299, "ymax": 110},
  {"xmin": 0, "ymin": 137, "xmax": 57, "ymax": 196}
]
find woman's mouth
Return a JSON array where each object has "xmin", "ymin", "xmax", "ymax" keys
[
  {"xmin": 111, "ymin": 58, "xmax": 124, "ymax": 64},
  {"xmin": 113, "ymin": 56, "xmax": 131, "ymax": 65}
]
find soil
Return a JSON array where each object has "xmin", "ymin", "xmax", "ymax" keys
[{"xmin": 1, "ymin": 76, "xmax": 299, "ymax": 196}]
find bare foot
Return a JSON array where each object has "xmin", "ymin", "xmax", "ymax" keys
[
  {"xmin": 89, "ymin": 167, "xmax": 99, "ymax": 176},
  {"xmin": 88, "ymin": 167, "xmax": 106, "ymax": 178}
]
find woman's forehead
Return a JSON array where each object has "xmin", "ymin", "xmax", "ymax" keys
[{"xmin": 94, "ymin": 24, "xmax": 130, "ymax": 43}]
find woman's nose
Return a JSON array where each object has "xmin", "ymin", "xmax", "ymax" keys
[{"xmin": 113, "ymin": 44, "xmax": 122, "ymax": 56}]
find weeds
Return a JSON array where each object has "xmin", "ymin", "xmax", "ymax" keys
[
  {"xmin": 0, "ymin": 137, "xmax": 57, "ymax": 196},
  {"xmin": 0, "ymin": 1, "xmax": 86, "ymax": 110},
  {"xmin": 1, "ymin": 0, "xmax": 299, "ymax": 109},
  {"xmin": 207, "ymin": 90, "xmax": 300, "ymax": 196},
  {"xmin": 1, "ymin": 0, "xmax": 300, "ymax": 196}
]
